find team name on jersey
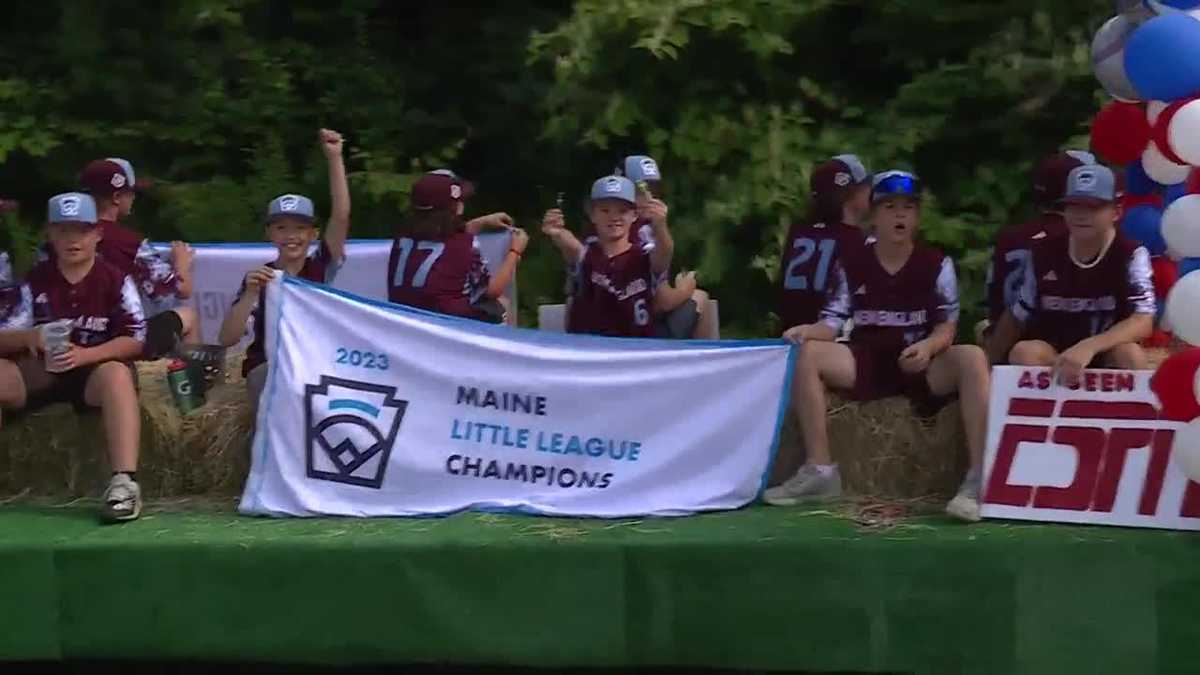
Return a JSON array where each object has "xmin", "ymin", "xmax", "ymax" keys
[
  {"xmin": 1040, "ymin": 295, "xmax": 1116, "ymax": 313},
  {"xmin": 33, "ymin": 297, "xmax": 110, "ymax": 333},
  {"xmin": 589, "ymin": 271, "xmax": 649, "ymax": 301},
  {"xmin": 75, "ymin": 316, "xmax": 110, "ymax": 332},
  {"xmin": 852, "ymin": 309, "xmax": 928, "ymax": 327}
]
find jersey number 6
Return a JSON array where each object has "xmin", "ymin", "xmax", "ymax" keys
[{"xmin": 634, "ymin": 298, "xmax": 650, "ymax": 326}]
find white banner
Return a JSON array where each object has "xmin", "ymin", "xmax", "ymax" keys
[
  {"xmin": 982, "ymin": 366, "xmax": 1200, "ymax": 530},
  {"xmin": 239, "ymin": 276, "xmax": 794, "ymax": 518},
  {"xmin": 152, "ymin": 234, "xmax": 515, "ymax": 344}
]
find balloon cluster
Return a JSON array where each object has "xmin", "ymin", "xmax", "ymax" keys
[
  {"xmin": 1096, "ymin": 2, "xmax": 1200, "ymax": 479},
  {"xmin": 1091, "ymin": 0, "xmax": 1200, "ymax": 346}
]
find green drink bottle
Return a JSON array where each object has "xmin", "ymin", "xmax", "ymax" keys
[{"xmin": 167, "ymin": 359, "xmax": 204, "ymax": 414}]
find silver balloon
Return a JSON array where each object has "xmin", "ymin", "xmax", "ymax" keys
[{"xmin": 1092, "ymin": 14, "xmax": 1142, "ymax": 101}]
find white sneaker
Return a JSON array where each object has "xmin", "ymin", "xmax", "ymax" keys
[
  {"xmin": 946, "ymin": 472, "xmax": 982, "ymax": 523},
  {"xmin": 763, "ymin": 464, "xmax": 841, "ymax": 506},
  {"xmin": 102, "ymin": 474, "xmax": 142, "ymax": 523}
]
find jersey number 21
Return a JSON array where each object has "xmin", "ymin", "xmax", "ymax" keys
[{"xmin": 783, "ymin": 237, "xmax": 836, "ymax": 292}]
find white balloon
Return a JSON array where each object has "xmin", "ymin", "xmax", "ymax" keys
[
  {"xmin": 1172, "ymin": 418, "xmax": 1200, "ymax": 482},
  {"xmin": 1143, "ymin": 143, "xmax": 1192, "ymax": 184},
  {"xmin": 1163, "ymin": 195, "xmax": 1200, "ymax": 256},
  {"xmin": 1149, "ymin": 100, "xmax": 1170, "ymax": 125},
  {"xmin": 1167, "ymin": 271, "xmax": 1200, "ymax": 345},
  {"xmin": 1092, "ymin": 15, "xmax": 1142, "ymax": 101},
  {"xmin": 1168, "ymin": 99, "xmax": 1200, "ymax": 165}
]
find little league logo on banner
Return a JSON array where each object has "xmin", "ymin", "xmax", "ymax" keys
[
  {"xmin": 982, "ymin": 366, "xmax": 1200, "ymax": 531},
  {"xmin": 152, "ymin": 235, "xmax": 515, "ymax": 345},
  {"xmin": 239, "ymin": 276, "xmax": 794, "ymax": 518}
]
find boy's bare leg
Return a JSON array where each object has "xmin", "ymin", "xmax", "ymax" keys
[
  {"xmin": 794, "ymin": 341, "xmax": 856, "ymax": 466},
  {"xmin": 926, "ymin": 344, "xmax": 991, "ymax": 523},
  {"xmin": 0, "ymin": 358, "xmax": 27, "ymax": 430},
  {"xmin": 85, "ymin": 362, "xmax": 140, "ymax": 473},
  {"xmin": 926, "ymin": 345, "xmax": 990, "ymax": 474},
  {"xmin": 764, "ymin": 341, "xmax": 856, "ymax": 505},
  {"xmin": 174, "ymin": 306, "xmax": 200, "ymax": 346},
  {"xmin": 1009, "ymin": 340, "xmax": 1058, "ymax": 367},
  {"xmin": 1103, "ymin": 342, "xmax": 1148, "ymax": 370}
]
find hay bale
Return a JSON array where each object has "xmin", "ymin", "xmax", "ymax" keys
[
  {"xmin": 768, "ymin": 395, "xmax": 965, "ymax": 499},
  {"xmin": 827, "ymin": 395, "xmax": 966, "ymax": 498},
  {"xmin": 0, "ymin": 352, "xmax": 253, "ymax": 498},
  {"xmin": 136, "ymin": 355, "xmax": 254, "ymax": 497}
]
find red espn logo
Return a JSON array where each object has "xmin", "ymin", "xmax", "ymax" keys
[{"xmin": 985, "ymin": 393, "xmax": 1200, "ymax": 519}]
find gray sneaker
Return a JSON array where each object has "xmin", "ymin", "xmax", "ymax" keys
[
  {"xmin": 763, "ymin": 464, "xmax": 842, "ymax": 506},
  {"xmin": 946, "ymin": 471, "xmax": 982, "ymax": 523},
  {"xmin": 102, "ymin": 474, "xmax": 142, "ymax": 523}
]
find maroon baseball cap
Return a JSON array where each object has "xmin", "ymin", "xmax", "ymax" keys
[
  {"xmin": 810, "ymin": 155, "xmax": 870, "ymax": 198},
  {"xmin": 411, "ymin": 170, "xmax": 475, "ymax": 211},
  {"xmin": 1032, "ymin": 151, "xmax": 1096, "ymax": 206},
  {"xmin": 79, "ymin": 159, "xmax": 132, "ymax": 198}
]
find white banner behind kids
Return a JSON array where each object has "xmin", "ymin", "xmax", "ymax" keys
[
  {"xmin": 239, "ymin": 275, "xmax": 794, "ymax": 518},
  {"xmin": 152, "ymin": 234, "xmax": 515, "ymax": 344}
]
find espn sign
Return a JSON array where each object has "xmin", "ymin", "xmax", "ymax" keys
[{"xmin": 982, "ymin": 366, "xmax": 1200, "ymax": 531}]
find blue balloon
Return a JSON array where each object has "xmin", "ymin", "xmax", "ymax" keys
[
  {"xmin": 1146, "ymin": 0, "xmax": 1200, "ymax": 11},
  {"xmin": 1180, "ymin": 257, "xmax": 1200, "ymax": 276},
  {"xmin": 1122, "ymin": 204, "xmax": 1168, "ymax": 254},
  {"xmin": 1127, "ymin": 160, "xmax": 1159, "ymax": 196},
  {"xmin": 1166, "ymin": 181, "xmax": 1191, "ymax": 204},
  {"xmin": 1125, "ymin": 14, "xmax": 1200, "ymax": 100}
]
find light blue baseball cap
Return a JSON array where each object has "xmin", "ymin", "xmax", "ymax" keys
[
  {"xmin": 106, "ymin": 158, "xmax": 136, "ymax": 188},
  {"xmin": 590, "ymin": 176, "xmax": 636, "ymax": 205},
  {"xmin": 47, "ymin": 192, "xmax": 98, "ymax": 225},
  {"xmin": 623, "ymin": 155, "xmax": 662, "ymax": 184},
  {"xmin": 1063, "ymin": 165, "xmax": 1118, "ymax": 205},
  {"xmin": 266, "ymin": 193, "xmax": 316, "ymax": 223}
]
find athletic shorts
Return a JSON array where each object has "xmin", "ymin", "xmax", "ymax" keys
[
  {"xmin": 144, "ymin": 310, "xmax": 184, "ymax": 360},
  {"xmin": 12, "ymin": 357, "xmax": 134, "ymax": 414},
  {"xmin": 843, "ymin": 343, "xmax": 952, "ymax": 415},
  {"xmin": 654, "ymin": 299, "xmax": 700, "ymax": 340}
]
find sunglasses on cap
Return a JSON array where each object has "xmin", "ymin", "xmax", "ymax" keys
[{"xmin": 871, "ymin": 171, "xmax": 922, "ymax": 203}]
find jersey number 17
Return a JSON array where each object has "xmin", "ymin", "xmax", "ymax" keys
[{"xmin": 392, "ymin": 238, "xmax": 446, "ymax": 288}]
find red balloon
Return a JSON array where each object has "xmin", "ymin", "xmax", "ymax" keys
[
  {"xmin": 1151, "ymin": 348, "xmax": 1200, "ymax": 421},
  {"xmin": 1153, "ymin": 98, "xmax": 1196, "ymax": 166},
  {"xmin": 1153, "ymin": 256, "xmax": 1180, "ymax": 298},
  {"xmin": 1092, "ymin": 101, "xmax": 1152, "ymax": 165},
  {"xmin": 1123, "ymin": 193, "xmax": 1165, "ymax": 210},
  {"xmin": 1188, "ymin": 168, "xmax": 1200, "ymax": 195}
]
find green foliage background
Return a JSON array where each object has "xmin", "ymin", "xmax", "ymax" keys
[{"xmin": 0, "ymin": 0, "xmax": 1110, "ymax": 336}]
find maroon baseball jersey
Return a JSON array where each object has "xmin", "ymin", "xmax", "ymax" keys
[
  {"xmin": 44, "ymin": 219, "xmax": 181, "ymax": 310},
  {"xmin": 387, "ymin": 230, "xmax": 492, "ymax": 320},
  {"xmin": 779, "ymin": 221, "xmax": 867, "ymax": 329},
  {"xmin": 10, "ymin": 258, "xmax": 147, "ymax": 347},
  {"xmin": 237, "ymin": 241, "xmax": 341, "ymax": 376},
  {"xmin": 1013, "ymin": 233, "xmax": 1155, "ymax": 353},
  {"xmin": 821, "ymin": 242, "xmax": 959, "ymax": 353},
  {"xmin": 568, "ymin": 241, "xmax": 657, "ymax": 338},
  {"xmin": 985, "ymin": 213, "xmax": 1067, "ymax": 321}
]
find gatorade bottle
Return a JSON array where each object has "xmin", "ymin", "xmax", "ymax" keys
[{"xmin": 167, "ymin": 359, "xmax": 204, "ymax": 414}]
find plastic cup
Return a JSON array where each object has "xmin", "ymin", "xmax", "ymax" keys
[{"xmin": 41, "ymin": 320, "xmax": 73, "ymax": 373}]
